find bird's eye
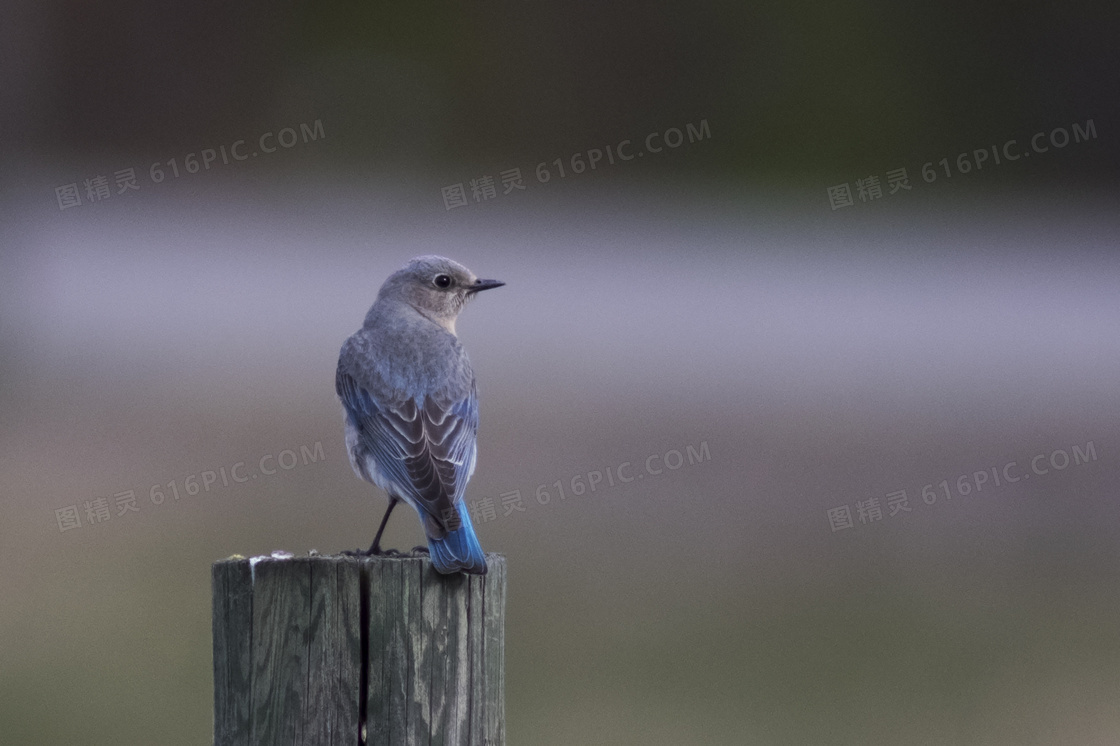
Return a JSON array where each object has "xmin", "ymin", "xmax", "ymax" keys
[{"xmin": 433, "ymin": 274, "xmax": 452, "ymax": 289}]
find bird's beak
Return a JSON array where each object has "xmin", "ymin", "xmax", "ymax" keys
[{"xmin": 467, "ymin": 278, "xmax": 505, "ymax": 293}]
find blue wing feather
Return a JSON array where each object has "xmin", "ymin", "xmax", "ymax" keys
[{"xmin": 337, "ymin": 367, "xmax": 486, "ymax": 574}]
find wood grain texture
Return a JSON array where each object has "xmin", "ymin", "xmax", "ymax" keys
[
  {"xmin": 212, "ymin": 554, "xmax": 505, "ymax": 746},
  {"xmin": 250, "ymin": 557, "xmax": 312, "ymax": 746},
  {"xmin": 212, "ymin": 559, "xmax": 253, "ymax": 746},
  {"xmin": 306, "ymin": 557, "xmax": 362, "ymax": 745}
]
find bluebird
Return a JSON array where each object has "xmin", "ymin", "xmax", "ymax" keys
[{"xmin": 337, "ymin": 256, "xmax": 504, "ymax": 574}]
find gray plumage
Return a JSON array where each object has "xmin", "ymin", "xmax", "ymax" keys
[{"xmin": 336, "ymin": 255, "xmax": 503, "ymax": 574}]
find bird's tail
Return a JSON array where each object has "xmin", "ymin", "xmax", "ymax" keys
[{"xmin": 427, "ymin": 504, "xmax": 487, "ymax": 575}]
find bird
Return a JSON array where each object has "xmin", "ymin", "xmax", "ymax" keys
[{"xmin": 336, "ymin": 256, "xmax": 504, "ymax": 574}]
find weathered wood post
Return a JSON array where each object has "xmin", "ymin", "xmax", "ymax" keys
[{"xmin": 212, "ymin": 553, "xmax": 506, "ymax": 746}]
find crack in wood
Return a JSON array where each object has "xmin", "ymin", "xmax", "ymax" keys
[{"xmin": 212, "ymin": 554, "xmax": 505, "ymax": 746}]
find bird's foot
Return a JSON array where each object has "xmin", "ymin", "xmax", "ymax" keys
[
  {"xmin": 340, "ymin": 546, "xmax": 405, "ymax": 558},
  {"xmin": 409, "ymin": 545, "xmax": 430, "ymax": 557}
]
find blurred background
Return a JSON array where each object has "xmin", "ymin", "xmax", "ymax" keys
[{"xmin": 2, "ymin": 2, "xmax": 1119, "ymax": 744}]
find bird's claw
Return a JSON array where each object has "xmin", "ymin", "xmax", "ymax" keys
[
  {"xmin": 340, "ymin": 531, "xmax": 427, "ymax": 559},
  {"xmin": 340, "ymin": 546, "xmax": 404, "ymax": 558}
]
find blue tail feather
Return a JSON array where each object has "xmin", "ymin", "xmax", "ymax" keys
[{"xmin": 428, "ymin": 505, "xmax": 487, "ymax": 575}]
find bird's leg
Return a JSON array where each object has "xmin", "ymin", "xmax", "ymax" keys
[
  {"xmin": 410, "ymin": 545, "xmax": 430, "ymax": 556},
  {"xmin": 366, "ymin": 498, "xmax": 399, "ymax": 555}
]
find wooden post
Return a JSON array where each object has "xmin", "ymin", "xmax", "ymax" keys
[{"xmin": 212, "ymin": 553, "xmax": 506, "ymax": 746}]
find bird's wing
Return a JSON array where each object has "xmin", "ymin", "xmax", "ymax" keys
[{"xmin": 337, "ymin": 368, "xmax": 478, "ymax": 537}]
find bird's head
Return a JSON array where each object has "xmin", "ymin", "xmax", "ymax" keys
[{"xmin": 378, "ymin": 255, "xmax": 504, "ymax": 334}]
